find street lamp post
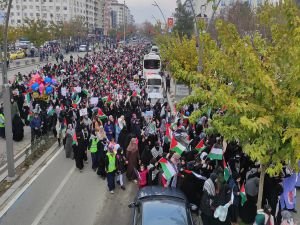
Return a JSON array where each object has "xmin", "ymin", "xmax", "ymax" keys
[
  {"xmin": 0, "ymin": 0, "xmax": 16, "ymax": 180},
  {"xmin": 152, "ymin": 1, "xmax": 167, "ymax": 31}
]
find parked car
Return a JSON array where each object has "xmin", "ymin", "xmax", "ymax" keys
[
  {"xmin": 9, "ymin": 50, "xmax": 25, "ymax": 60},
  {"xmin": 128, "ymin": 186, "xmax": 197, "ymax": 225},
  {"xmin": 79, "ymin": 44, "xmax": 91, "ymax": 52}
]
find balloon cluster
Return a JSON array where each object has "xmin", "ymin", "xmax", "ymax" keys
[{"xmin": 29, "ymin": 73, "xmax": 57, "ymax": 95}]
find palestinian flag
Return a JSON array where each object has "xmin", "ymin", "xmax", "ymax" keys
[
  {"xmin": 72, "ymin": 95, "xmax": 81, "ymax": 108},
  {"xmin": 159, "ymin": 158, "xmax": 176, "ymax": 180},
  {"xmin": 102, "ymin": 95, "xmax": 112, "ymax": 104},
  {"xmin": 47, "ymin": 107, "xmax": 55, "ymax": 116},
  {"xmin": 72, "ymin": 132, "xmax": 78, "ymax": 145},
  {"xmin": 223, "ymin": 158, "xmax": 230, "ymax": 182},
  {"xmin": 24, "ymin": 93, "xmax": 31, "ymax": 105},
  {"xmin": 132, "ymin": 91, "xmax": 137, "ymax": 97},
  {"xmin": 165, "ymin": 123, "xmax": 172, "ymax": 142},
  {"xmin": 82, "ymin": 89, "xmax": 89, "ymax": 97},
  {"xmin": 98, "ymin": 109, "xmax": 107, "ymax": 120},
  {"xmin": 240, "ymin": 183, "xmax": 247, "ymax": 206},
  {"xmin": 208, "ymin": 146, "xmax": 223, "ymax": 160},
  {"xmin": 170, "ymin": 136, "xmax": 186, "ymax": 155},
  {"xmin": 195, "ymin": 139, "xmax": 206, "ymax": 152},
  {"xmin": 27, "ymin": 112, "xmax": 33, "ymax": 122}
]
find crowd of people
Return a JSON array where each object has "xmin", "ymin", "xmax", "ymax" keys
[{"xmin": 2, "ymin": 43, "xmax": 298, "ymax": 225}]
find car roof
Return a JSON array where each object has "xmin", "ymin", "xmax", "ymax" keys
[{"xmin": 136, "ymin": 186, "xmax": 187, "ymax": 201}]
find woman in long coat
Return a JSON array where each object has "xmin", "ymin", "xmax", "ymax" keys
[
  {"xmin": 65, "ymin": 124, "xmax": 74, "ymax": 159},
  {"xmin": 96, "ymin": 126, "xmax": 108, "ymax": 178},
  {"xmin": 126, "ymin": 137, "xmax": 140, "ymax": 181},
  {"xmin": 73, "ymin": 131, "xmax": 85, "ymax": 171},
  {"xmin": 12, "ymin": 114, "xmax": 24, "ymax": 141}
]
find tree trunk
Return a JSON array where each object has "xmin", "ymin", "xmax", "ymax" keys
[{"xmin": 257, "ymin": 164, "xmax": 266, "ymax": 209}]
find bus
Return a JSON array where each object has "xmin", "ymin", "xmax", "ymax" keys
[{"xmin": 143, "ymin": 52, "xmax": 161, "ymax": 78}]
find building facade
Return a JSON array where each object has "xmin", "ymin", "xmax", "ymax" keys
[
  {"xmin": 8, "ymin": 0, "xmax": 134, "ymax": 36},
  {"xmin": 183, "ymin": 0, "xmax": 281, "ymax": 20}
]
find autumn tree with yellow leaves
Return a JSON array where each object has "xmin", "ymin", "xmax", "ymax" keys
[{"xmin": 157, "ymin": 1, "xmax": 300, "ymax": 209}]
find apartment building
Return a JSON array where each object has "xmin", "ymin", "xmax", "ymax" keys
[
  {"xmin": 183, "ymin": 0, "xmax": 281, "ymax": 20},
  {"xmin": 110, "ymin": 1, "xmax": 134, "ymax": 28},
  {"xmin": 8, "ymin": 0, "xmax": 104, "ymax": 32}
]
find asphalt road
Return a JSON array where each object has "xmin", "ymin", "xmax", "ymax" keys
[{"xmin": 0, "ymin": 147, "xmax": 137, "ymax": 225}]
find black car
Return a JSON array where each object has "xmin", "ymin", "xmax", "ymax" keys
[{"xmin": 128, "ymin": 186, "xmax": 197, "ymax": 225}]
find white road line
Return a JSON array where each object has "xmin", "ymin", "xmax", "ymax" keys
[
  {"xmin": 31, "ymin": 165, "xmax": 75, "ymax": 225},
  {"xmin": 0, "ymin": 147, "xmax": 63, "ymax": 219}
]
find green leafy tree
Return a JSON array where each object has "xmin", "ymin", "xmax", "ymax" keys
[
  {"xmin": 173, "ymin": 1, "xmax": 194, "ymax": 38},
  {"xmin": 22, "ymin": 18, "xmax": 49, "ymax": 47},
  {"xmin": 158, "ymin": 1, "xmax": 300, "ymax": 209}
]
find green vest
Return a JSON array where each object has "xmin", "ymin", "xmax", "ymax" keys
[
  {"xmin": 89, "ymin": 138, "xmax": 98, "ymax": 153},
  {"xmin": 0, "ymin": 114, "xmax": 4, "ymax": 128},
  {"xmin": 107, "ymin": 152, "xmax": 116, "ymax": 173}
]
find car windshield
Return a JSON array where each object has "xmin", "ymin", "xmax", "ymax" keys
[
  {"xmin": 144, "ymin": 59, "xmax": 160, "ymax": 69},
  {"xmin": 147, "ymin": 79, "xmax": 161, "ymax": 86},
  {"xmin": 142, "ymin": 199, "xmax": 190, "ymax": 225}
]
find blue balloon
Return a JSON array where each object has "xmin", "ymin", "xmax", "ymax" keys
[
  {"xmin": 31, "ymin": 82, "xmax": 39, "ymax": 91},
  {"xmin": 45, "ymin": 86, "xmax": 53, "ymax": 95},
  {"xmin": 44, "ymin": 77, "xmax": 52, "ymax": 84}
]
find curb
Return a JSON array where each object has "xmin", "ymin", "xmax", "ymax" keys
[{"xmin": 0, "ymin": 143, "xmax": 60, "ymax": 214}]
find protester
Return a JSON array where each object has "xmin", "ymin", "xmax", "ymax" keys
[
  {"xmin": 105, "ymin": 146, "xmax": 117, "ymax": 194},
  {"xmin": 126, "ymin": 137, "xmax": 140, "ymax": 182},
  {"xmin": 7, "ymin": 43, "xmax": 295, "ymax": 224}
]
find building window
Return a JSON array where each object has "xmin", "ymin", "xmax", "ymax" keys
[
  {"xmin": 36, "ymin": 13, "xmax": 40, "ymax": 17},
  {"xmin": 56, "ymin": 6, "xmax": 60, "ymax": 11},
  {"xmin": 17, "ymin": 19, "xmax": 21, "ymax": 23},
  {"xmin": 43, "ymin": 13, "xmax": 47, "ymax": 18},
  {"xmin": 36, "ymin": 6, "xmax": 40, "ymax": 10},
  {"xmin": 11, "ymin": 20, "xmax": 15, "ymax": 24},
  {"xmin": 63, "ymin": 6, "xmax": 67, "ymax": 10}
]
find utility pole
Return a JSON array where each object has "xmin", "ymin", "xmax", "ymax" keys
[
  {"xmin": 123, "ymin": 0, "xmax": 126, "ymax": 45},
  {"xmin": 152, "ymin": 1, "xmax": 167, "ymax": 31},
  {"xmin": 1, "ymin": 0, "xmax": 16, "ymax": 180}
]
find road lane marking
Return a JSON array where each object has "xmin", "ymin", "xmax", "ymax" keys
[
  {"xmin": 31, "ymin": 165, "xmax": 75, "ymax": 225},
  {"xmin": 0, "ymin": 146, "xmax": 63, "ymax": 219}
]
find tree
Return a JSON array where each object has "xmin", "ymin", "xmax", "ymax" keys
[
  {"xmin": 138, "ymin": 21, "xmax": 157, "ymax": 39},
  {"xmin": 173, "ymin": 1, "xmax": 194, "ymax": 38},
  {"xmin": 22, "ymin": 18, "xmax": 49, "ymax": 47},
  {"xmin": 157, "ymin": 1, "xmax": 300, "ymax": 209}
]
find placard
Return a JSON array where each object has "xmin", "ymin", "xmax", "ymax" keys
[
  {"xmin": 144, "ymin": 110, "xmax": 153, "ymax": 118},
  {"xmin": 61, "ymin": 87, "xmax": 67, "ymax": 96},
  {"xmin": 80, "ymin": 108, "xmax": 88, "ymax": 116},
  {"xmin": 90, "ymin": 97, "xmax": 98, "ymax": 105},
  {"xmin": 74, "ymin": 86, "xmax": 81, "ymax": 93}
]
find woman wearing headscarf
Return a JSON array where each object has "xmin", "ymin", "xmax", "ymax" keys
[
  {"xmin": 12, "ymin": 114, "xmax": 25, "ymax": 141},
  {"xmin": 126, "ymin": 137, "xmax": 140, "ymax": 181},
  {"xmin": 96, "ymin": 126, "xmax": 108, "ymax": 178},
  {"xmin": 73, "ymin": 130, "xmax": 85, "ymax": 172},
  {"xmin": 200, "ymin": 173, "xmax": 218, "ymax": 225},
  {"xmin": 65, "ymin": 124, "xmax": 74, "ymax": 159},
  {"xmin": 115, "ymin": 115, "xmax": 126, "ymax": 141}
]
